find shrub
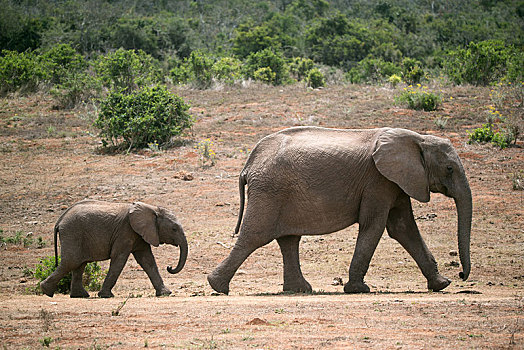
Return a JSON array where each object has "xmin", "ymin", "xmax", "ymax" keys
[
  {"xmin": 169, "ymin": 63, "xmax": 191, "ymax": 85},
  {"xmin": 95, "ymin": 85, "xmax": 193, "ymax": 150},
  {"xmin": 388, "ymin": 74, "xmax": 402, "ymax": 87},
  {"xmin": 212, "ymin": 57, "xmax": 243, "ymax": 84},
  {"xmin": 401, "ymin": 57, "xmax": 425, "ymax": 85},
  {"xmin": 289, "ymin": 57, "xmax": 315, "ymax": 81},
  {"xmin": 444, "ymin": 40, "xmax": 516, "ymax": 86},
  {"xmin": 188, "ymin": 50, "xmax": 214, "ymax": 89},
  {"xmin": 40, "ymin": 44, "xmax": 87, "ymax": 85},
  {"xmin": 395, "ymin": 86, "xmax": 441, "ymax": 111},
  {"xmin": 253, "ymin": 67, "xmax": 276, "ymax": 84},
  {"xmin": 346, "ymin": 57, "xmax": 401, "ymax": 83},
  {"xmin": 50, "ymin": 71, "xmax": 102, "ymax": 109},
  {"xmin": 489, "ymin": 81, "xmax": 523, "ymax": 144},
  {"xmin": 0, "ymin": 50, "xmax": 45, "ymax": 95},
  {"xmin": 94, "ymin": 48, "xmax": 162, "ymax": 93},
  {"xmin": 307, "ymin": 68, "xmax": 326, "ymax": 88},
  {"xmin": 33, "ymin": 256, "xmax": 104, "ymax": 294},
  {"xmin": 468, "ymin": 123, "xmax": 513, "ymax": 149},
  {"xmin": 244, "ymin": 48, "xmax": 290, "ymax": 85}
]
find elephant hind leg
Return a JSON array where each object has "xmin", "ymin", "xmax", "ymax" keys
[
  {"xmin": 70, "ymin": 262, "xmax": 89, "ymax": 298},
  {"xmin": 277, "ymin": 235, "xmax": 312, "ymax": 293},
  {"xmin": 208, "ymin": 232, "xmax": 273, "ymax": 295},
  {"xmin": 386, "ymin": 195, "xmax": 450, "ymax": 292},
  {"xmin": 40, "ymin": 261, "xmax": 74, "ymax": 297}
]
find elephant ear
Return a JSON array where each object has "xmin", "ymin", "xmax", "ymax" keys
[
  {"xmin": 129, "ymin": 202, "xmax": 160, "ymax": 247},
  {"xmin": 372, "ymin": 128, "xmax": 430, "ymax": 203}
]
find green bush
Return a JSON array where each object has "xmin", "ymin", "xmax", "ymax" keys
[
  {"xmin": 188, "ymin": 50, "xmax": 214, "ymax": 89},
  {"xmin": 444, "ymin": 40, "xmax": 517, "ymax": 86},
  {"xmin": 401, "ymin": 57, "xmax": 425, "ymax": 85},
  {"xmin": 395, "ymin": 86, "xmax": 441, "ymax": 111},
  {"xmin": 289, "ymin": 57, "xmax": 315, "ymax": 81},
  {"xmin": 0, "ymin": 50, "xmax": 45, "ymax": 95},
  {"xmin": 212, "ymin": 57, "xmax": 243, "ymax": 84},
  {"xmin": 50, "ymin": 71, "xmax": 102, "ymax": 109},
  {"xmin": 388, "ymin": 74, "xmax": 402, "ymax": 87},
  {"xmin": 468, "ymin": 123, "xmax": 513, "ymax": 149},
  {"xmin": 94, "ymin": 48, "xmax": 162, "ymax": 93},
  {"xmin": 40, "ymin": 44, "xmax": 87, "ymax": 85},
  {"xmin": 346, "ymin": 57, "xmax": 401, "ymax": 83},
  {"xmin": 307, "ymin": 68, "xmax": 326, "ymax": 88},
  {"xmin": 33, "ymin": 256, "xmax": 104, "ymax": 294},
  {"xmin": 253, "ymin": 67, "xmax": 276, "ymax": 84},
  {"xmin": 244, "ymin": 48, "xmax": 289, "ymax": 85},
  {"xmin": 95, "ymin": 85, "xmax": 193, "ymax": 150},
  {"xmin": 169, "ymin": 59, "xmax": 191, "ymax": 85}
]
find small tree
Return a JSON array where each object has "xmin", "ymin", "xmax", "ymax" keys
[
  {"xmin": 0, "ymin": 50, "xmax": 45, "ymax": 95},
  {"xmin": 95, "ymin": 85, "xmax": 193, "ymax": 150},
  {"xmin": 94, "ymin": 48, "xmax": 162, "ymax": 93},
  {"xmin": 444, "ymin": 40, "xmax": 515, "ymax": 86},
  {"xmin": 307, "ymin": 68, "xmax": 326, "ymax": 88},
  {"xmin": 244, "ymin": 49, "xmax": 290, "ymax": 85}
]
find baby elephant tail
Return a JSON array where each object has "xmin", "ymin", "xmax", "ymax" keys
[{"xmin": 233, "ymin": 173, "xmax": 247, "ymax": 237}]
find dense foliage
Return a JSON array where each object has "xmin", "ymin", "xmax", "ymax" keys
[
  {"xmin": 1, "ymin": 0, "xmax": 521, "ymax": 80},
  {"xmin": 1, "ymin": 0, "xmax": 522, "ymax": 149},
  {"xmin": 33, "ymin": 256, "xmax": 104, "ymax": 295},
  {"xmin": 95, "ymin": 85, "xmax": 193, "ymax": 150}
]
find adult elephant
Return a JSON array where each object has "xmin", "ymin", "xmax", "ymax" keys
[
  {"xmin": 40, "ymin": 200, "xmax": 188, "ymax": 298},
  {"xmin": 208, "ymin": 126, "xmax": 471, "ymax": 294}
]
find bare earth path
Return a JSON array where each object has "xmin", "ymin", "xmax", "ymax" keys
[{"xmin": 0, "ymin": 83, "xmax": 522, "ymax": 348}]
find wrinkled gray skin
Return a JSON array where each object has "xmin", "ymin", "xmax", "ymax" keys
[
  {"xmin": 208, "ymin": 127, "xmax": 472, "ymax": 294},
  {"xmin": 40, "ymin": 200, "xmax": 188, "ymax": 298}
]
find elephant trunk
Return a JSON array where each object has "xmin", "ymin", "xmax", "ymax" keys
[
  {"xmin": 453, "ymin": 179, "xmax": 472, "ymax": 281},
  {"xmin": 167, "ymin": 235, "xmax": 188, "ymax": 274}
]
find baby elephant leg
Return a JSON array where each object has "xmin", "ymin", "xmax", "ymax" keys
[
  {"xmin": 40, "ymin": 261, "xmax": 75, "ymax": 297},
  {"xmin": 133, "ymin": 247, "xmax": 171, "ymax": 296},
  {"xmin": 70, "ymin": 262, "xmax": 90, "ymax": 298},
  {"xmin": 98, "ymin": 254, "xmax": 129, "ymax": 298}
]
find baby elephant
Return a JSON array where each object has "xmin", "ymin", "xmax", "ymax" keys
[{"xmin": 40, "ymin": 200, "xmax": 188, "ymax": 298}]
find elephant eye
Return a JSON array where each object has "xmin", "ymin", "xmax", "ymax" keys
[{"xmin": 447, "ymin": 166, "xmax": 453, "ymax": 174}]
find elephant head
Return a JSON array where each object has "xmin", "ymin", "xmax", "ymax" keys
[
  {"xmin": 129, "ymin": 202, "xmax": 188, "ymax": 274},
  {"xmin": 372, "ymin": 128, "xmax": 471, "ymax": 280}
]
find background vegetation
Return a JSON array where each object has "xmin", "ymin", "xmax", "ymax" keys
[{"xmin": 1, "ymin": 0, "xmax": 522, "ymax": 148}]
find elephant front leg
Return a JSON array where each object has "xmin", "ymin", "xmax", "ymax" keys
[
  {"xmin": 133, "ymin": 248, "xmax": 171, "ymax": 297},
  {"xmin": 70, "ymin": 262, "xmax": 90, "ymax": 298},
  {"xmin": 386, "ymin": 196, "xmax": 450, "ymax": 292},
  {"xmin": 98, "ymin": 254, "xmax": 129, "ymax": 298},
  {"xmin": 277, "ymin": 235, "xmax": 312, "ymax": 293}
]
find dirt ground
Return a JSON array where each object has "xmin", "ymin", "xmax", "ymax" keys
[{"xmin": 0, "ymin": 83, "xmax": 522, "ymax": 349}]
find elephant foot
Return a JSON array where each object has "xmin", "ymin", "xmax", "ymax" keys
[
  {"xmin": 344, "ymin": 281, "xmax": 370, "ymax": 294},
  {"xmin": 70, "ymin": 290, "xmax": 90, "ymax": 298},
  {"xmin": 207, "ymin": 273, "xmax": 230, "ymax": 295},
  {"xmin": 40, "ymin": 281, "xmax": 55, "ymax": 297},
  {"xmin": 155, "ymin": 287, "xmax": 172, "ymax": 297},
  {"xmin": 283, "ymin": 279, "xmax": 312, "ymax": 293},
  {"xmin": 98, "ymin": 290, "xmax": 114, "ymax": 298},
  {"xmin": 428, "ymin": 275, "xmax": 451, "ymax": 292}
]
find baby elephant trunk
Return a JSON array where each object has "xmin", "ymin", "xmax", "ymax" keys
[{"xmin": 167, "ymin": 235, "xmax": 188, "ymax": 274}]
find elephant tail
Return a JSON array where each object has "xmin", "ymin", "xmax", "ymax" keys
[
  {"xmin": 53, "ymin": 223, "xmax": 59, "ymax": 267},
  {"xmin": 233, "ymin": 173, "xmax": 247, "ymax": 237}
]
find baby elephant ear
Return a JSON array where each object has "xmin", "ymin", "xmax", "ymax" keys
[
  {"xmin": 372, "ymin": 128, "xmax": 430, "ymax": 203},
  {"xmin": 129, "ymin": 202, "xmax": 160, "ymax": 247}
]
